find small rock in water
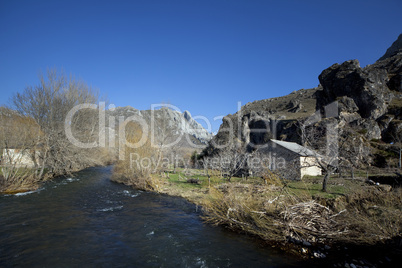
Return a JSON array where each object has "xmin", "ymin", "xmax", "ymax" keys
[
  {"xmin": 324, "ymin": 245, "xmax": 331, "ymax": 250},
  {"xmin": 350, "ymin": 263, "xmax": 356, "ymax": 268},
  {"xmin": 302, "ymin": 240, "xmax": 311, "ymax": 247},
  {"xmin": 344, "ymin": 263, "xmax": 350, "ymax": 268},
  {"xmin": 313, "ymin": 252, "xmax": 326, "ymax": 258},
  {"xmin": 301, "ymin": 248, "xmax": 308, "ymax": 254}
]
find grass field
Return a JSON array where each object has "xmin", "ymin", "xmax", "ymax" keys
[{"xmin": 148, "ymin": 167, "xmax": 401, "ymax": 249}]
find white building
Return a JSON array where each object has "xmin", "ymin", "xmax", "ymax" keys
[
  {"xmin": 260, "ymin": 139, "xmax": 322, "ymax": 180},
  {"xmin": 1, "ymin": 149, "xmax": 39, "ymax": 168}
]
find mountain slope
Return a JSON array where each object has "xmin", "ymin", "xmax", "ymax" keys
[
  {"xmin": 204, "ymin": 34, "xmax": 402, "ymax": 166},
  {"xmin": 106, "ymin": 106, "xmax": 213, "ymax": 154}
]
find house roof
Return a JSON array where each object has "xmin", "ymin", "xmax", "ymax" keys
[{"xmin": 270, "ymin": 139, "xmax": 319, "ymax": 157}]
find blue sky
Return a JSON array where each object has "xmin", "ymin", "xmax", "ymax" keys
[{"xmin": 1, "ymin": 0, "xmax": 401, "ymax": 132}]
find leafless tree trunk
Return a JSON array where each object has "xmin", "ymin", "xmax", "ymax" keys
[{"xmin": 299, "ymin": 119, "xmax": 371, "ymax": 192}]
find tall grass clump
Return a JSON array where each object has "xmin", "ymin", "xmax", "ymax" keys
[
  {"xmin": 112, "ymin": 122, "xmax": 160, "ymax": 191},
  {"xmin": 202, "ymin": 172, "xmax": 316, "ymax": 242},
  {"xmin": 0, "ymin": 168, "xmax": 39, "ymax": 193}
]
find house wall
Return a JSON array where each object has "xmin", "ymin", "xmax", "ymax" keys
[
  {"xmin": 300, "ymin": 156, "xmax": 322, "ymax": 178},
  {"xmin": 1, "ymin": 149, "xmax": 38, "ymax": 168},
  {"xmin": 259, "ymin": 141, "xmax": 301, "ymax": 180},
  {"xmin": 258, "ymin": 141, "xmax": 322, "ymax": 180}
]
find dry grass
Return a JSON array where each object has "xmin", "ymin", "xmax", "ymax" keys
[
  {"xmin": 202, "ymin": 185, "xmax": 285, "ymax": 241},
  {"xmin": 201, "ymin": 176, "xmax": 402, "ymax": 245},
  {"xmin": 112, "ymin": 121, "xmax": 162, "ymax": 191},
  {"xmin": 0, "ymin": 167, "xmax": 41, "ymax": 193},
  {"xmin": 336, "ymin": 187, "xmax": 402, "ymax": 244},
  {"xmin": 201, "ymin": 181, "xmax": 349, "ymax": 243}
]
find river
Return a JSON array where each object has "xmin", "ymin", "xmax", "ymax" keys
[{"xmin": 0, "ymin": 166, "xmax": 303, "ymax": 267}]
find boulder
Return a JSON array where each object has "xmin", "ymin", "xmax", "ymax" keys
[
  {"xmin": 289, "ymin": 103, "xmax": 303, "ymax": 113},
  {"xmin": 338, "ymin": 96, "xmax": 359, "ymax": 114},
  {"xmin": 183, "ymin": 110, "xmax": 192, "ymax": 121},
  {"xmin": 287, "ymin": 99, "xmax": 300, "ymax": 109},
  {"xmin": 319, "ymin": 59, "xmax": 393, "ymax": 120},
  {"xmin": 338, "ymin": 96, "xmax": 362, "ymax": 123},
  {"xmin": 363, "ymin": 119, "xmax": 382, "ymax": 140},
  {"xmin": 340, "ymin": 112, "xmax": 361, "ymax": 123}
]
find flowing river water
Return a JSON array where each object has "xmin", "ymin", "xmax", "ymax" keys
[{"xmin": 0, "ymin": 166, "xmax": 303, "ymax": 267}]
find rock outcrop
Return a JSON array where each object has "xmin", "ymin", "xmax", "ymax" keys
[
  {"xmin": 107, "ymin": 105, "xmax": 213, "ymax": 149},
  {"xmin": 318, "ymin": 59, "xmax": 393, "ymax": 119},
  {"xmin": 204, "ymin": 34, "xmax": 402, "ymax": 165}
]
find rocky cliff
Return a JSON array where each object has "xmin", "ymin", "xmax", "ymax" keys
[
  {"xmin": 106, "ymin": 105, "xmax": 213, "ymax": 152},
  {"xmin": 205, "ymin": 34, "xmax": 402, "ymax": 166}
]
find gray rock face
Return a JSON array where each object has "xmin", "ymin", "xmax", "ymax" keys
[
  {"xmin": 373, "ymin": 47, "xmax": 402, "ymax": 93},
  {"xmin": 183, "ymin": 110, "xmax": 192, "ymax": 121},
  {"xmin": 361, "ymin": 119, "xmax": 382, "ymax": 140},
  {"xmin": 107, "ymin": 106, "xmax": 213, "ymax": 146},
  {"xmin": 288, "ymin": 99, "xmax": 303, "ymax": 113},
  {"xmin": 338, "ymin": 96, "xmax": 359, "ymax": 114},
  {"xmin": 319, "ymin": 59, "xmax": 393, "ymax": 120}
]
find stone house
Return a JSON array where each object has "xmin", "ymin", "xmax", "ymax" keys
[{"xmin": 259, "ymin": 139, "xmax": 322, "ymax": 180}]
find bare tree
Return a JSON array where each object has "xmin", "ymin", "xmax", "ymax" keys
[
  {"xmin": 200, "ymin": 157, "xmax": 212, "ymax": 187},
  {"xmin": 12, "ymin": 69, "xmax": 102, "ymax": 179},
  {"xmin": 340, "ymin": 127, "xmax": 371, "ymax": 179},
  {"xmin": 209, "ymin": 142, "xmax": 250, "ymax": 182},
  {"xmin": 300, "ymin": 118, "xmax": 372, "ymax": 191},
  {"xmin": 299, "ymin": 118, "xmax": 341, "ymax": 192},
  {"xmin": 246, "ymin": 150, "xmax": 297, "ymax": 185}
]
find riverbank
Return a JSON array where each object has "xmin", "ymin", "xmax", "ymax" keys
[
  {"xmin": 4, "ymin": 166, "xmax": 305, "ymax": 267},
  {"xmin": 0, "ymin": 162, "xmax": 114, "ymax": 195},
  {"xmin": 0, "ymin": 173, "xmax": 40, "ymax": 195},
  {"xmin": 111, "ymin": 168, "xmax": 402, "ymax": 267}
]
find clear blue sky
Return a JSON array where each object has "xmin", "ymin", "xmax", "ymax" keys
[{"xmin": 1, "ymin": 0, "xmax": 401, "ymax": 132}]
